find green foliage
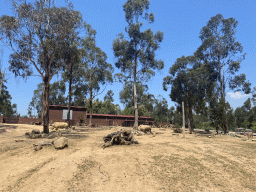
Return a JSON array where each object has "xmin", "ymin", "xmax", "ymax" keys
[
  {"xmin": 79, "ymin": 30, "xmax": 113, "ymax": 95},
  {"xmin": 242, "ymin": 120, "xmax": 250, "ymax": 129},
  {"xmin": 88, "ymin": 98, "xmax": 120, "ymax": 115},
  {"xmin": 234, "ymin": 107, "xmax": 246, "ymax": 128},
  {"xmin": 0, "ymin": 77, "xmax": 18, "ymax": 116},
  {"xmin": 119, "ymin": 81, "xmax": 155, "ymax": 114},
  {"xmin": 121, "ymin": 107, "xmax": 134, "ymax": 116},
  {"xmin": 138, "ymin": 105, "xmax": 150, "ymax": 117},
  {"xmin": 104, "ymin": 90, "xmax": 114, "ymax": 102},
  {"xmin": 163, "ymin": 55, "xmax": 217, "ymax": 131},
  {"xmin": 234, "ymin": 99, "xmax": 256, "ymax": 129},
  {"xmin": 209, "ymin": 97, "xmax": 235, "ymax": 131},
  {"xmin": 152, "ymin": 96, "xmax": 169, "ymax": 124},
  {"xmin": 28, "ymin": 80, "xmax": 70, "ymax": 117},
  {"xmin": 113, "ymin": 0, "xmax": 164, "ymax": 128},
  {"xmin": 250, "ymin": 121, "xmax": 256, "ymax": 133},
  {"xmin": 0, "ymin": 0, "xmax": 86, "ymax": 133},
  {"xmin": 172, "ymin": 107, "xmax": 182, "ymax": 127},
  {"xmin": 79, "ymin": 29, "xmax": 113, "ymax": 119},
  {"xmin": 195, "ymin": 14, "xmax": 251, "ymax": 133}
]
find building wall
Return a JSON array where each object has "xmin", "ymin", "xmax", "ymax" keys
[
  {"xmin": 0, "ymin": 115, "xmax": 3, "ymax": 123},
  {"xmin": 48, "ymin": 105, "xmax": 87, "ymax": 126},
  {"xmin": 18, "ymin": 117, "xmax": 42, "ymax": 124},
  {"xmin": 85, "ymin": 114, "xmax": 154, "ymax": 127}
]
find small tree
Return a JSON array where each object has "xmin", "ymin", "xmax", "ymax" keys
[
  {"xmin": 0, "ymin": 78, "xmax": 17, "ymax": 116},
  {"xmin": 79, "ymin": 31, "xmax": 113, "ymax": 127}
]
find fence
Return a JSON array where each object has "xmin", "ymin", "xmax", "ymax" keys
[{"xmin": 3, "ymin": 116, "xmax": 20, "ymax": 124}]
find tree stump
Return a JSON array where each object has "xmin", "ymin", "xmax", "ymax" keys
[{"xmin": 102, "ymin": 129, "xmax": 138, "ymax": 149}]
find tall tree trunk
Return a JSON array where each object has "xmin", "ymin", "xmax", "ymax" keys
[
  {"xmin": 90, "ymin": 88, "xmax": 92, "ymax": 127},
  {"xmin": 188, "ymin": 103, "xmax": 194, "ymax": 134},
  {"xmin": 43, "ymin": 75, "xmax": 50, "ymax": 134},
  {"xmin": 67, "ymin": 64, "xmax": 73, "ymax": 128},
  {"xmin": 222, "ymin": 66, "xmax": 228, "ymax": 133},
  {"xmin": 0, "ymin": 69, "xmax": 3, "ymax": 95},
  {"xmin": 134, "ymin": 60, "xmax": 138, "ymax": 130}
]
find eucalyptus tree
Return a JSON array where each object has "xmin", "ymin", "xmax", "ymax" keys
[
  {"xmin": 60, "ymin": 43, "xmax": 81, "ymax": 127},
  {"xmin": 28, "ymin": 80, "xmax": 68, "ymax": 118},
  {"xmin": 119, "ymin": 80, "xmax": 155, "ymax": 116},
  {"xmin": 104, "ymin": 90, "xmax": 114, "ymax": 102},
  {"xmin": 112, "ymin": 0, "xmax": 164, "ymax": 130},
  {"xmin": 0, "ymin": 78, "xmax": 17, "ymax": 116},
  {"xmin": 0, "ymin": 48, "xmax": 4, "ymax": 95},
  {"xmin": 195, "ymin": 14, "xmax": 251, "ymax": 133},
  {"xmin": 90, "ymin": 98, "xmax": 120, "ymax": 115},
  {"xmin": 79, "ymin": 31, "xmax": 113, "ymax": 126},
  {"xmin": 59, "ymin": 24, "xmax": 97, "ymax": 127},
  {"xmin": 163, "ymin": 55, "xmax": 217, "ymax": 133},
  {"xmin": 0, "ymin": 0, "xmax": 85, "ymax": 133},
  {"xmin": 152, "ymin": 96, "xmax": 169, "ymax": 125}
]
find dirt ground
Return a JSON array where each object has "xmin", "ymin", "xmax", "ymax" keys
[{"xmin": 0, "ymin": 123, "xmax": 256, "ymax": 192}]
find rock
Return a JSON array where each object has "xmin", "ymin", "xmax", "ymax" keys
[
  {"xmin": 47, "ymin": 131, "xmax": 61, "ymax": 139},
  {"xmin": 29, "ymin": 133, "xmax": 41, "ymax": 139},
  {"xmin": 34, "ymin": 144, "xmax": 42, "ymax": 151},
  {"xmin": 208, "ymin": 136, "xmax": 212, "ymax": 138},
  {"xmin": 41, "ymin": 133, "xmax": 49, "ymax": 138},
  {"xmin": 37, "ymin": 140, "xmax": 53, "ymax": 146},
  {"xmin": 53, "ymin": 137, "xmax": 68, "ymax": 149},
  {"xmin": 33, "ymin": 140, "xmax": 53, "ymax": 151},
  {"xmin": 32, "ymin": 129, "xmax": 40, "ymax": 134},
  {"xmin": 25, "ymin": 132, "xmax": 30, "ymax": 137}
]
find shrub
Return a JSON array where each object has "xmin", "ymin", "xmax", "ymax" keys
[{"xmin": 174, "ymin": 128, "xmax": 182, "ymax": 133}]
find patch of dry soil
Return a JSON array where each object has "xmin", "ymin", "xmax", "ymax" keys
[{"xmin": 0, "ymin": 123, "xmax": 256, "ymax": 192}]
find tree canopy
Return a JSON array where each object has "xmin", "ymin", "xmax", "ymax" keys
[
  {"xmin": 0, "ymin": 0, "xmax": 86, "ymax": 133},
  {"xmin": 195, "ymin": 13, "xmax": 251, "ymax": 133}
]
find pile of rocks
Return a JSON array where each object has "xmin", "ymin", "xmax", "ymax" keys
[
  {"xmin": 25, "ymin": 129, "xmax": 62, "ymax": 139},
  {"xmin": 24, "ymin": 129, "xmax": 68, "ymax": 151}
]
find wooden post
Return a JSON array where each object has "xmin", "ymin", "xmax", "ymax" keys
[{"xmin": 182, "ymin": 101, "xmax": 185, "ymax": 138}]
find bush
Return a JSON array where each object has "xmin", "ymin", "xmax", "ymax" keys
[{"xmin": 174, "ymin": 128, "xmax": 182, "ymax": 133}]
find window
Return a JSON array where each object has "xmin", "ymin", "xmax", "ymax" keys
[{"xmin": 63, "ymin": 109, "xmax": 73, "ymax": 120}]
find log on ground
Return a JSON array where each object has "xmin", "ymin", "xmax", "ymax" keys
[{"xmin": 102, "ymin": 129, "xmax": 138, "ymax": 149}]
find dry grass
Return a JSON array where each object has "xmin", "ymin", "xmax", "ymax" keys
[{"xmin": 0, "ymin": 123, "xmax": 256, "ymax": 192}]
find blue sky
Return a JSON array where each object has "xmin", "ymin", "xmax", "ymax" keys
[{"xmin": 0, "ymin": 0, "xmax": 256, "ymax": 116}]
